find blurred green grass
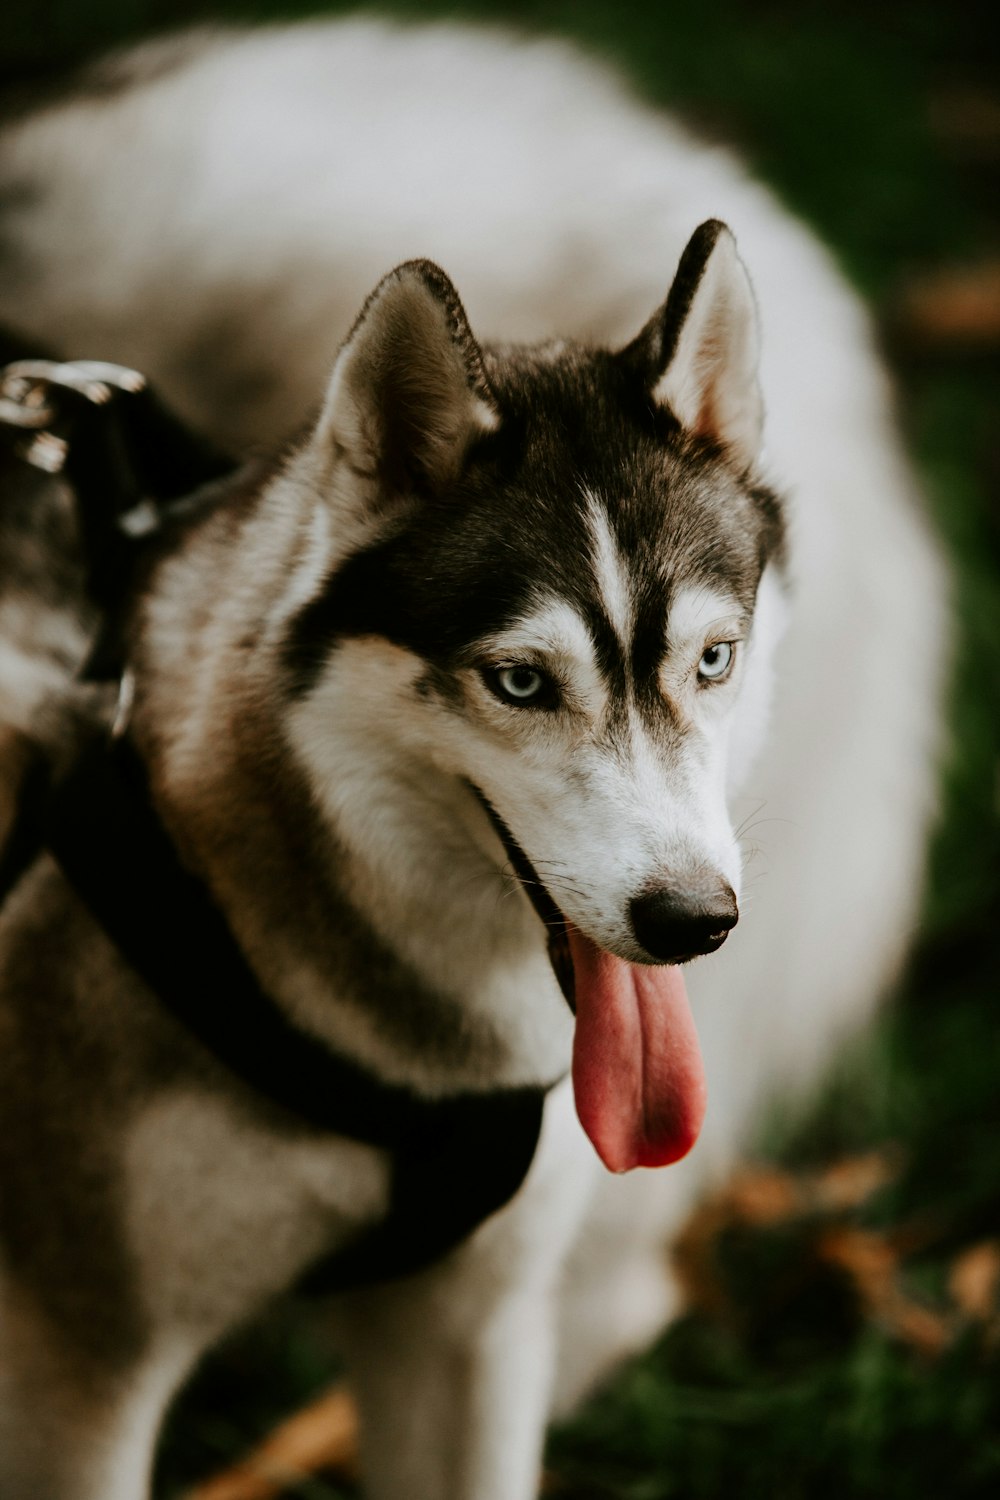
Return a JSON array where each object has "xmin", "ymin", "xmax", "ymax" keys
[{"xmin": 4, "ymin": 2, "xmax": 998, "ymax": 1496}]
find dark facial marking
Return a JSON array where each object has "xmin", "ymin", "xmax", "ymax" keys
[{"xmin": 282, "ymin": 344, "xmax": 786, "ymax": 707}]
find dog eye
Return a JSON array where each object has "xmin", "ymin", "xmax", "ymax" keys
[
  {"xmin": 697, "ymin": 641, "xmax": 735, "ymax": 683},
  {"xmin": 485, "ymin": 666, "xmax": 557, "ymax": 708}
]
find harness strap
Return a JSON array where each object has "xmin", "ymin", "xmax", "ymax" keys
[
  {"xmin": 3, "ymin": 352, "xmax": 555, "ymax": 1288},
  {"xmin": 45, "ymin": 731, "xmax": 549, "ymax": 1290},
  {"xmin": 1, "ymin": 356, "xmax": 233, "ymax": 902},
  {"xmin": 0, "ymin": 355, "xmax": 232, "ymax": 610}
]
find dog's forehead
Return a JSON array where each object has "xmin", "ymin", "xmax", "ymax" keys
[
  {"xmin": 442, "ymin": 367, "xmax": 770, "ymax": 650},
  {"xmin": 283, "ymin": 348, "xmax": 783, "ymax": 692}
]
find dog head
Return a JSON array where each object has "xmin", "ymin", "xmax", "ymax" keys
[
  {"xmin": 285, "ymin": 222, "xmax": 786, "ymax": 950},
  {"xmin": 282, "ymin": 222, "xmax": 788, "ymax": 1167}
]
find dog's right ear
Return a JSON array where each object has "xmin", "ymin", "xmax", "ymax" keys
[{"xmin": 312, "ymin": 260, "xmax": 499, "ymax": 512}]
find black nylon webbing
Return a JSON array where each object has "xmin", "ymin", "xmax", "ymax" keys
[{"xmin": 45, "ymin": 734, "xmax": 550, "ymax": 1289}]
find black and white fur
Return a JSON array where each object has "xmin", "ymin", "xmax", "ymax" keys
[{"xmin": 0, "ymin": 20, "xmax": 948, "ymax": 1500}]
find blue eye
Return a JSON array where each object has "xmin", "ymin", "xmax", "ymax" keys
[
  {"xmin": 500, "ymin": 667, "xmax": 543, "ymax": 699},
  {"xmin": 486, "ymin": 665, "xmax": 557, "ymax": 707},
  {"xmin": 698, "ymin": 641, "xmax": 735, "ymax": 682}
]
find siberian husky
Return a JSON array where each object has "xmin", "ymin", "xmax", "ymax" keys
[{"xmin": 0, "ymin": 19, "xmax": 948, "ymax": 1500}]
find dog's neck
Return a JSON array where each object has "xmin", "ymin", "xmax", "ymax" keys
[{"xmin": 127, "ymin": 479, "xmax": 572, "ymax": 1096}]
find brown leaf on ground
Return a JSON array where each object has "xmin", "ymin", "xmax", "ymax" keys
[
  {"xmin": 670, "ymin": 1173, "xmax": 778, "ymax": 1320},
  {"xmin": 674, "ymin": 1151, "xmax": 901, "ymax": 1309},
  {"xmin": 182, "ymin": 1382, "xmax": 359, "ymax": 1500},
  {"xmin": 817, "ymin": 1226, "xmax": 899, "ymax": 1301},
  {"xmin": 812, "ymin": 1150, "xmax": 899, "ymax": 1213},
  {"xmin": 672, "ymin": 1152, "xmax": 961, "ymax": 1360},
  {"xmin": 727, "ymin": 1167, "xmax": 800, "ymax": 1225},
  {"xmin": 950, "ymin": 1241, "xmax": 1000, "ymax": 1322},
  {"xmin": 818, "ymin": 1226, "xmax": 951, "ymax": 1358},
  {"xmin": 893, "ymin": 261, "xmax": 1000, "ymax": 350},
  {"xmin": 886, "ymin": 1300, "xmax": 953, "ymax": 1360}
]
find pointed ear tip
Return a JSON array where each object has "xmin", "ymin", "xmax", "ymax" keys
[
  {"xmin": 697, "ymin": 222, "xmax": 756, "ymax": 300},
  {"xmin": 672, "ymin": 221, "xmax": 743, "ymax": 290},
  {"xmin": 388, "ymin": 256, "xmax": 465, "ymax": 306},
  {"xmin": 355, "ymin": 259, "xmax": 462, "ymax": 326},
  {"xmin": 699, "ymin": 220, "xmax": 739, "ymax": 258},
  {"xmin": 687, "ymin": 217, "xmax": 731, "ymax": 246},
  {"xmin": 392, "ymin": 256, "xmax": 452, "ymax": 285}
]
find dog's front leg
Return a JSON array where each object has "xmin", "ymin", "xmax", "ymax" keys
[
  {"xmin": 334, "ymin": 1081, "xmax": 597, "ymax": 1500},
  {"xmin": 342, "ymin": 1264, "xmax": 557, "ymax": 1500}
]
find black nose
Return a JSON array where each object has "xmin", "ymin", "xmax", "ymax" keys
[{"xmin": 629, "ymin": 880, "xmax": 738, "ymax": 963}]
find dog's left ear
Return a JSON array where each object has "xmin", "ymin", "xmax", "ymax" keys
[
  {"xmin": 314, "ymin": 259, "xmax": 499, "ymax": 508},
  {"xmin": 622, "ymin": 220, "xmax": 763, "ymax": 472}
]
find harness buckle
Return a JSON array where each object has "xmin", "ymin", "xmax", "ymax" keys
[{"xmin": 0, "ymin": 359, "xmax": 147, "ymax": 473}]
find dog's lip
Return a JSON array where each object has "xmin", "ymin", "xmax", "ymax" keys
[
  {"xmin": 467, "ymin": 784, "xmax": 576, "ymax": 1011},
  {"xmin": 544, "ymin": 921, "xmax": 576, "ymax": 1011}
]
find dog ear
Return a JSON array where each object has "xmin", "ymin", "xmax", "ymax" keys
[
  {"xmin": 622, "ymin": 220, "xmax": 763, "ymax": 472},
  {"xmin": 315, "ymin": 259, "xmax": 498, "ymax": 505}
]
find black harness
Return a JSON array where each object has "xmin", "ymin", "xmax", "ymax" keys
[{"xmin": 0, "ymin": 356, "xmax": 557, "ymax": 1291}]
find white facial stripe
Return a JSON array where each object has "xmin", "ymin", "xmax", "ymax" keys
[
  {"xmin": 481, "ymin": 598, "xmax": 591, "ymax": 662},
  {"xmin": 666, "ymin": 584, "xmax": 746, "ymax": 654},
  {"xmin": 271, "ymin": 494, "xmax": 333, "ymax": 635},
  {"xmin": 480, "ymin": 596, "xmax": 607, "ymax": 711},
  {"xmin": 583, "ymin": 488, "xmax": 633, "ymax": 647}
]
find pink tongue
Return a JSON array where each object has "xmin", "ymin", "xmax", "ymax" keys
[{"xmin": 568, "ymin": 923, "xmax": 707, "ymax": 1173}]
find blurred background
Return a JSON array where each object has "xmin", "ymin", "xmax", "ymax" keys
[{"xmin": 3, "ymin": 3, "xmax": 998, "ymax": 1496}]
